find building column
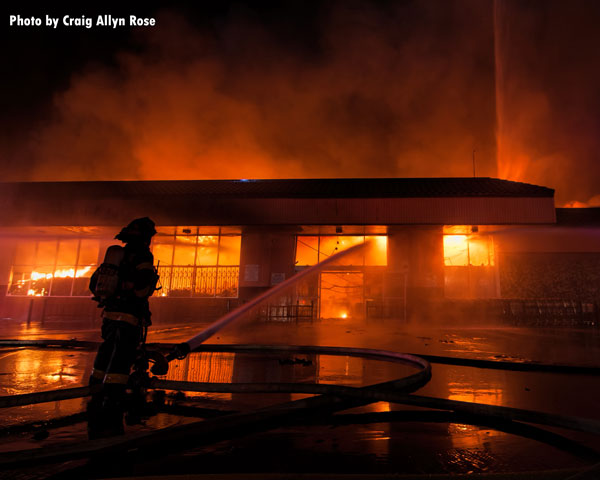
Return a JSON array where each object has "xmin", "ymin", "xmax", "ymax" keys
[
  {"xmin": 387, "ymin": 226, "xmax": 444, "ymax": 322},
  {"xmin": 0, "ymin": 238, "xmax": 16, "ymax": 320},
  {"xmin": 238, "ymin": 227, "xmax": 297, "ymax": 302}
]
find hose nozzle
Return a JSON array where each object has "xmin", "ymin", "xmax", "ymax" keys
[
  {"xmin": 166, "ymin": 342, "xmax": 191, "ymax": 362},
  {"xmin": 147, "ymin": 350, "xmax": 169, "ymax": 376}
]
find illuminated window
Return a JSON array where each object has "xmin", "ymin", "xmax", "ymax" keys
[
  {"xmin": 8, "ymin": 239, "xmax": 100, "ymax": 296},
  {"xmin": 443, "ymin": 235, "xmax": 494, "ymax": 266},
  {"xmin": 153, "ymin": 227, "xmax": 241, "ymax": 298},
  {"xmin": 295, "ymin": 235, "xmax": 387, "ymax": 267},
  {"xmin": 443, "ymin": 230, "xmax": 497, "ymax": 299}
]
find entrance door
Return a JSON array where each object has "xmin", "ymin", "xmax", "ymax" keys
[{"xmin": 319, "ymin": 271, "xmax": 364, "ymax": 320}]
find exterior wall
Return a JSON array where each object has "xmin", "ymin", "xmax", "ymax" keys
[
  {"xmin": 1, "ymin": 296, "xmax": 101, "ymax": 325},
  {"xmin": 239, "ymin": 228, "xmax": 296, "ymax": 302},
  {"xmin": 388, "ymin": 226, "xmax": 444, "ymax": 296},
  {"xmin": 497, "ymin": 227, "xmax": 600, "ymax": 254},
  {"xmin": 499, "ymin": 252, "xmax": 600, "ymax": 304},
  {"xmin": 0, "ymin": 237, "xmax": 15, "ymax": 319},
  {"xmin": 388, "ymin": 226, "xmax": 444, "ymax": 320},
  {"xmin": 1, "ymin": 288, "xmax": 241, "ymax": 325},
  {"xmin": 496, "ymin": 226, "xmax": 600, "ymax": 303},
  {"xmin": 150, "ymin": 297, "xmax": 241, "ymax": 325},
  {"xmin": 2, "ymin": 196, "xmax": 556, "ymax": 227}
]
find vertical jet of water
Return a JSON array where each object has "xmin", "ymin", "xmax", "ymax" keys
[{"xmin": 494, "ymin": 0, "xmax": 510, "ymax": 180}]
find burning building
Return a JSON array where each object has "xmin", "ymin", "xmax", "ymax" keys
[{"xmin": 0, "ymin": 177, "xmax": 598, "ymax": 326}]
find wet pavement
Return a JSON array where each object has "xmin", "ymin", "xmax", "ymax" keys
[{"xmin": 0, "ymin": 316, "xmax": 599, "ymax": 477}]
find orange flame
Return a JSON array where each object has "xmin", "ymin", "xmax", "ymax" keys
[{"xmin": 23, "ymin": 266, "xmax": 93, "ymax": 296}]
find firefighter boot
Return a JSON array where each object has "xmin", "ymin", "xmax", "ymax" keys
[
  {"xmin": 87, "ymin": 375, "xmax": 105, "ymax": 440},
  {"xmin": 101, "ymin": 384, "xmax": 127, "ymax": 437},
  {"xmin": 125, "ymin": 385, "xmax": 147, "ymax": 426}
]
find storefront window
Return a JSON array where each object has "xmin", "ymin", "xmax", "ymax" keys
[
  {"xmin": 8, "ymin": 238, "xmax": 100, "ymax": 296},
  {"xmin": 443, "ymin": 231, "xmax": 496, "ymax": 298},
  {"xmin": 8, "ymin": 227, "xmax": 241, "ymax": 299},
  {"xmin": 154, "ymin": 228, "xmax": 241, "ymax": 298},
  {"xmin": 295, "ymin": 235, "xmax": 387, "ymax": 267},
  {"xmin": 443, "ymin": 235, "xmax": 494, "ymax": 266}
]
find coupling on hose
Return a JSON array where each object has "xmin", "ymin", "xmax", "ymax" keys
[{"xmin": 166, "ymin": 342, "xmax": 191, "ymax": 362}]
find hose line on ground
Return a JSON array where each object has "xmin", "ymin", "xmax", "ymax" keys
[
  {"xmin": 2, "ymin": 339, "xmax": 599, "ymax": 374},
  {"xmin": 0, "ymin": 344, "xmax": 599, "ymax": 474}
]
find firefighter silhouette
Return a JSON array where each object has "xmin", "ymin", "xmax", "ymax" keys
[{"xmin": 87, "ymin": 217, "xmax": 158, "ymax": 439}]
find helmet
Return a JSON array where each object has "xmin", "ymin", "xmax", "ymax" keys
[{"xmin": 115, "ymin": 217, "xmax": 157, "ymax": 243}]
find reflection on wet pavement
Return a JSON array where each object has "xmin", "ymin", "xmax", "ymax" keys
[
  {"xmin": 0, "ymin": 346, "xmax": 92, "ymax": 428},
  {"xmin": 0, "ymin": 317, "xmax": 599, "ymax": 475}
]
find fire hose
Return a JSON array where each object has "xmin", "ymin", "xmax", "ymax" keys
[
  {"xmin": 2, "ymin": 407, "xmax": 598, "ymax": 464},
  {"xmin": 0, "ymin": 345, "xmax": 430, "ymax": 467},
  {"xmin": 1, "ymin": 340, "xmax": 599, "ymax": 375},
  {"xmin": 0, "ymin": 344, "xmax": 600, "ymax": 479}
]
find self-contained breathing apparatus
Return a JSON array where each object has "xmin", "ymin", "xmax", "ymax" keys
[
  {"xmin": 90, "ymin": 245, "xmax": 125, "ymax": 307},
  {"xmin": 90, "ymin": 246, "xmax": 161, "ymax": 310}
]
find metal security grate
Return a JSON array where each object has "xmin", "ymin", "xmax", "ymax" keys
[{"xmin": 158, "ymin": 265, "xmax": 239, "ymax": 298}]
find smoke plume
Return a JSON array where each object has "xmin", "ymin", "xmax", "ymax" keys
[
  {"xmin": 3, "ymin": 1, "xmax": 497, "ymax": 183},
  {"xmin": 495, "ymin": 0, "xmax": 600, "ymax": 206},
  {"xmin": 5, "ymin": 1, "xmax": 600, "ymax": 205}
]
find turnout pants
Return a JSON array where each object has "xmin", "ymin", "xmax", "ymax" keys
[
  {"xmin": 88, "ymin": 317, "xmax": 142, "ymax": 438},
  {"xmin": 91, "ymin": 318, "xmax": 142, "ymax": 386}
]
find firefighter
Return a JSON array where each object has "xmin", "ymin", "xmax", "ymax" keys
[{"xmin": 87, "ymin": 217, "xmax": 158, "ymax": 439}]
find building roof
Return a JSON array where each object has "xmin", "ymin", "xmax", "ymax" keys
[
  {"xmin": 0, "ymin": 178, "xmax": 556, "ymax": 227},
  {"xmin": 0, "ymin": 177, "xmax": 554, "ymax": 200}
]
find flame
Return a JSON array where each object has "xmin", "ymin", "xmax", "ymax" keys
[
  {"xmin": 30, "ymin": 266, "xmax": 92, "ymax": 281},
  {"xmin": 340, "ymin": 312, "xmax": 348, "ymax": 319},
  {"xmin": 20, "ymin": 266, "xmax": 94, "ymax": 296}
]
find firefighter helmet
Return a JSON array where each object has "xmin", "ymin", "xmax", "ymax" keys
[{"xmin": 115, "ymin": 217, "xmax": 157, "ymax": 243}]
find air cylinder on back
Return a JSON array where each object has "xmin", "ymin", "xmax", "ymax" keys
[{"xmin": 93, "ymin": 245, "xmax": 125, "ymax": 301}]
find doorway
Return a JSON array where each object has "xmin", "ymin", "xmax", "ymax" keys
[{"xmin": 319, "ymin": 271, "xmax": 364, "ymax": 320}]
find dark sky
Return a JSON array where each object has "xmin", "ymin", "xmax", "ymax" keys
[{"xmin": 2, "ymin": 1, "xmax": 599, "ymax": 205}]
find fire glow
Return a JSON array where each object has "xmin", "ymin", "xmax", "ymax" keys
[
  {"xmin": 30, "ymin": 266, "xmax": 92, "ymax": 281},
  {"xmin": 443, "ymin": 233, "xmax": 494, "ymax": 267},
  {"xmin": 20, "ymin": 266, "xmax": 93, "ymax": 296}
]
